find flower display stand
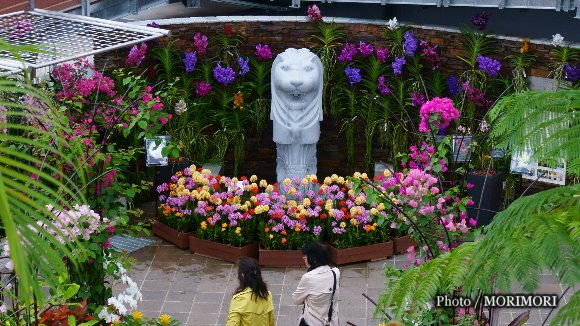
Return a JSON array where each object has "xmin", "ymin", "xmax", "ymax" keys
[
  {"xmin": 394, "ymin": 235, "xmax": 416, "ymax": 255},
  {"xmin": 188, "ymin": 237, "xmax": 259, "ymax": 263},
  {"xmin": 328, "ymin": 241, "xmax": 393, "ymax": 265},
  {"xmin": 152, "ymin": 221, "xmax": 193, "ymax": 250},
  {"xmin": 258, "ymin": 247, "xmax": 306, "ymax": 267}
]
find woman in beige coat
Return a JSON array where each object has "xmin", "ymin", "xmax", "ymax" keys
[{"xmin": 292, "ymin": 242, "xmax": 340, "ymax": 326}]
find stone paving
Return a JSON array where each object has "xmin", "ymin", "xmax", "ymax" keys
[{"xmin": 117, "ymin": 237, "xmax": 573, "ymax": 326}]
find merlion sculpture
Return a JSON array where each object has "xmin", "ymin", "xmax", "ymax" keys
[{"xmin": 271, "ymin": 48, "xmax": 323, "ymax": 183}]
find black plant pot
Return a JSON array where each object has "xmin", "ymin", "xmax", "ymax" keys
[{"xmin": 466, "ymin": 171, "xmax": 504, "ymax": 227}]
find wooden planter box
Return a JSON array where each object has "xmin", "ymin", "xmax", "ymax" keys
[
  {"xmin": 188, "ymin": 236, "xmax": 258, "ymax": 263},
  {"xmin": 152, "ymin": 221, "xmax": 193, "ymax": 250},
  {"xmin": 259, "ymin": 247, "xmax": 305, "ymax": 267},
  {"xmin": 328, "ymin": 241, "xmax": 394, "ymax": 265},
  {"xmin": 394, "ymin": 235, "xmax": 417, "ymax": 255}
]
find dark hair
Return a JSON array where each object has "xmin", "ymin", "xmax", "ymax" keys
[
  {"xmin": 302, "ymin": 241, "xmax": 330, "ymax": 270},
  {"xmin": 236, "ymin": 257, "xmax": 268, "ymax": 301}
]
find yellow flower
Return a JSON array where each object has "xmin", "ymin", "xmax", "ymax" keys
[
  {"xmin": 283, "ymin": 178, "xmax": 292, "ymax": 186},
  {"xmin": 266, "ymin": 184, "xmax": 274, "ymax": 192},
  {"xmin": 200, "ymin": 221, "xmax": 207, "ymax": 230},
  {"xmin": 301, "ymin": 178, "xmax": 309, "ymax": 186},
  {"xmin": 370, "ymin": 208, "xmax": 379, "ymax": 216},
  {"xmin": 268, "ymin": 234, "xmax": 274, "ymax": 239},
  {"xmin": 221, "ymin": 228, "xmax": 226, "ymax": 232},
  {"xmin": 260, "ymin": 179, "xmax": 268, "ymax": 187},
  {"xmin": 350, "ymin": 218, "xmax": 358, "ymax": 226},
  {"xmin": 132, "ymin": 311, "xmax": 143, "ymax": 321},
  {"xmin": 222, "ymin": 222, "xmax": 228, "ymax": 228},
  {"xmin": 233, "ymin": 91, "xmax": 245, "ymax": 109},
  {"xmin": 354, "ymin": 195, "xmax": 365, "ymax": 205},
  {"xmin": 288, "ymin": 187, "xmax": 297, "ymax": 195},
  {"xmin": 159, "ymin": 314, "xmax": 171, "ymax": 326},
  {"xmin": 235, "ymin": 227, "xmax": 241, "ymax": 234},
  {"xmin": 353, "ymin": 171, "xmax": 361, "ymax": 179},
  {"xmin": 377, "ymin": 203, "xmax": 385, "ymax": 211},
  {"xmin": 383, "ymin": 169, "xmax": 392, "ymax": 177},
  {"xmin": 339, "ymin": 221, "xmax": 346, "ymax": 228},
  {"xmin": 323, "ymin": 177, "xmax": 332, "ymax": 185},
  {"xmin": 302, "ymin": 198, "xmax": 311, "ymax": 206},
  {"xmin": 250, "ymin": 175, "xmax": 258, "ymax": 182}
]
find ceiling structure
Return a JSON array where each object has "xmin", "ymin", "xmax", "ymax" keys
[{"xmin": 0, "ymin": 9, "xmax": 168, "ymax": 74}]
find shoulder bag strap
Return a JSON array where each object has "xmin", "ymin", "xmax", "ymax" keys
[{"xmin": 326, "ymin": 269, "xmax": 337, "ymax": 324}]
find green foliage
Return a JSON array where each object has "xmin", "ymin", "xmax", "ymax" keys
[
  {"xmin": 551, "ymin": 290, "xmax": 580, "ymax": 326},
  {"xmin": 487, "ymin": 90, "xmax": 580, "ymax": 175},
  {"xmin": 375, "ymin": 184, "xmax": 579, "ymax": 323},
  {"xmin": 465, "ymin": 184, "xmax": 579, "ymax": 293},
  {"xmin": 311, "ymin": 22, "xmax": 344, "ymax": 112},
  {"xmin": 457, "ymin": 28, "xmax": 496, "ymax": 69},
  {"xmin": 151, "ymin": 42, "xmax": 180, "ymax": 86},
  {"xmin": 0, "ymin": 72, "xmax": 87, "ymax": 303}
]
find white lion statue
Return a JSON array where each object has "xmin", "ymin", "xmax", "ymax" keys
[{"xmin": 271, "ymin": 48, "xmax": 323, "ymax": 183}]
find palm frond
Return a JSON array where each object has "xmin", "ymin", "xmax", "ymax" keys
[{"xmin": 0, "ymin": 78, "xmax": 87, "ymax": 303}]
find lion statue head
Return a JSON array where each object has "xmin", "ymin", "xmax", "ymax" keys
[{"xmin": 271, "ymin": 48, "xmax": 323, "ymax": 145}]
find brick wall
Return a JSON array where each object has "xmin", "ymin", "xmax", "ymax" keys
[
  {"xmin": 0, "ymin": 0, "xmax": 80, "ymax": 14},
  {"xmin": 96, "ymin": 19, "xmax": 559, "ymax": 180}
]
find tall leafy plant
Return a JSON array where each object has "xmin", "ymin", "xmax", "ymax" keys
[{"xmin": 311, "ymin": 22, "xmax": 344, "ymax": 112}]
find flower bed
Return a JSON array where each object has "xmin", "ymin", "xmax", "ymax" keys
[
  {"xmin": 152, "ymin": 220, "xmax": 193, "ymax": 249},
  {"xmin": 328, "ymin": 241, "xmax": 393, "ymax": 265},
  {"xmin": 189, "ymin": 236, "xmax": 258, "ymax": 263},
  {"xmin": 258, "ymin": 247, "xmax": 305, "ymax": 267}
]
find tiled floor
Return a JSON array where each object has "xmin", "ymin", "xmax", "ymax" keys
[{"xmin": 117, "ymin": 237, "xmax": 574, "ymax": 326}]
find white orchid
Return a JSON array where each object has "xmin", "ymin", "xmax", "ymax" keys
[
  {"xmin": 551, "ymin": 33, "xmax": 565, "ymax": 47},
  {"xmin": 387, "ymin": 17, "xmax": 399, "ymax": 30},
  {"xmin": 175, "ymin": 99, "xmax": 187, "ymax": 115}
]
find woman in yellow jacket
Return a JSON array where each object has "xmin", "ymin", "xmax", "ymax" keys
[{"xmin": 226, "ymin": 257, "xmax": 275, "ymax": 326}]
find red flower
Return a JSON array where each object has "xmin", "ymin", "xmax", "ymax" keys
[
  {"xmin": 320, "ymin": 213, "xmax": 328, "ymax": 219},
  {"xmin": 213, "ymin": 183, "xmax": 220, "ymax": 190},
  {"xmin": 224, "ymin": 24, "xmax": 233, "ymax": 37},
  {"xmin": 339, "ymin": 200, "xmax": 346, "ymax": 207}
]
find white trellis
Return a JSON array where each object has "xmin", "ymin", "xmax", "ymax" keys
[{"xmin": 0, "ymin": 9, "xmax": 168, "ymax": 75}]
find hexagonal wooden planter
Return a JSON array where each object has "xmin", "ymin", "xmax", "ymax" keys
[
  {"xmin": 188, "ymin": 236, "xmax": 259, "ymax": 263},
  {"xmin": 394, "ymin": 235, "xmax": 417, "ymax": 255},
  {"xmin": 258, "ymin": 247, "xmax": 306, "ymax": 267},
  {"xmin": 328, "ymin": 241, "xmax": 394, "ymax": 265},
  {"xmin": 152, "ymin": 220, "xmax": 193, "ymax": 250}
]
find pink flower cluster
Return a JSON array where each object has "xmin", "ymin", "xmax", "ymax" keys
[
  {"xmin": 418, "ymin": 97, "xmax": 460, "ymax": 133},
  {"xmin": 255, "ymin": 44, "xmax": 272, "ymax": 61},
  {"xmin": 358, "ymin": 41, "xmax": 374, "ymax": 57},
  {"xmin": 338, "ymin": 43, "xmax": 357, "ymax": 62},
  {"xmin": 375, "ymin": 47, "xmax": 389, "ymax": 62},
  {"xmin": 196, "ymin": 81, "xmax": 212, "ymax": 97},
  {"xmin": 402, "ymin": 142, "xmax": 448, "ymax": 173},
  {"xmin": 307, "ymin": 4, "xmax": 322, "ymax": 22},
  {"xmin": 125, "ymin": 43, "xmax": 148, "ymax": 67},
  {"xmin": 41, "ymin": 204, "xmax": 108, "ymax": 243},
  {"xmin": 52, "ymin": 59, "xmax": 116, "ymax": 100},
  {"xmin": 193, "ymin": 33, "xmax": 208, "ymax": 55}
]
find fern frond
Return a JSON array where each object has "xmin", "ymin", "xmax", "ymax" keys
[
  {"xmin": 487, "ymin": 90, "xmax": 580, "ymax": 176},
  {"xmin": 551, "ymin": 290, "xmax": 580, "ymax": 326}
]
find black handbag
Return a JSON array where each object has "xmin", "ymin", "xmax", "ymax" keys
[{"xmin": 299, "ymin": 269, "xmax": 337, "ymax": 326}]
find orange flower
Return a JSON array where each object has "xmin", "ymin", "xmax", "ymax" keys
[
  {"xmin": 233, "ymin": 91, "xmax": 244, "ymax": 109},
  {"xmin": 264, "ymin": 227, "xmax": 270, "ymax": 233},
  {"xmin": 520, "ymin": 38, "xmax": 529, "ymax": 54},
  {"xmin": 281, "ymin": 230, "xmax": 287, "ymax": 236},
  {"xmin": 281, "ymin": 238, "xmax": 287, "ymax": 244}
]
